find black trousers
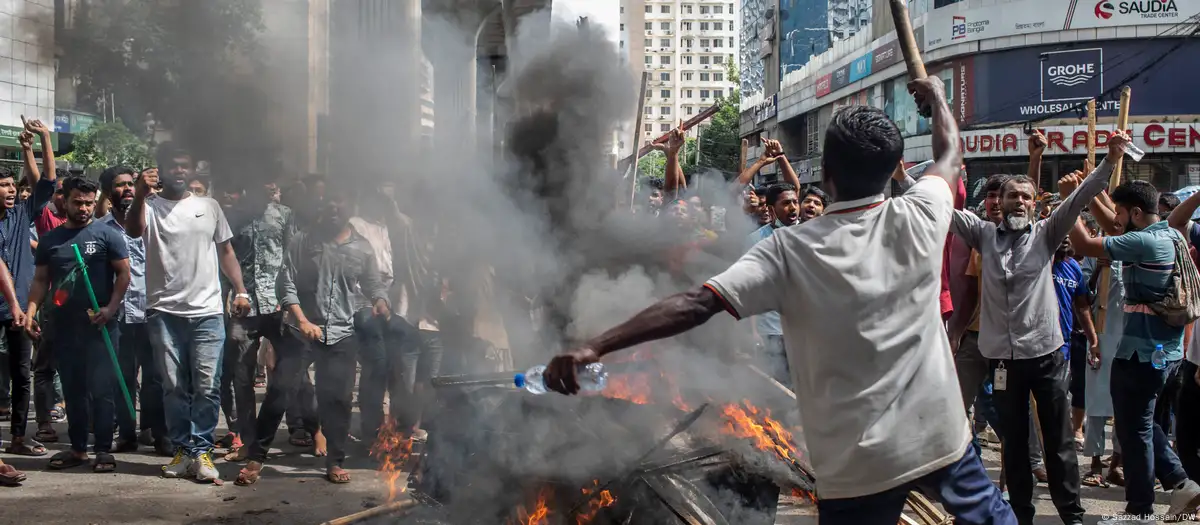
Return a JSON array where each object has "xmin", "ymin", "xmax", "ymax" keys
[
  {"xmin": 115, "ymin": 322, "xmax": 165, "ymax": 441},
  {"xmin": 219, "ymin": 313, "xmax": 281, "ymax": 443},
  {"xmin": 247, "ymin": 328, "xmax": 357, "ymax": 469},
  {"xmin": 1, "ymin": 327, "xmax": 32, "ymax": 440},
  {"xmin": 49, "ymin": 319, "xmax": 120, "ymax": 454},
  {"xmin": 1177, "ymin": 360, "xmax": 1200, "ymax": 482},
  {"xmin": 990, "ymin": 351, "xmax": 1084, "ymax": 525},
  {"xmin": 1156, "ymin": 359, "xmax": 1183, "ymax": 436}
]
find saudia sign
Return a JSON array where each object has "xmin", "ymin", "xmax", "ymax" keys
[{"xmin": 1094, "ymin": 0, "xmax": 1181, "ymax": 20}]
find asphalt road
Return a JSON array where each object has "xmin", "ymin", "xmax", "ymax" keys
[{"xmin": 0, "ymin": 405, "xmax": 1180, "ymax": 524}]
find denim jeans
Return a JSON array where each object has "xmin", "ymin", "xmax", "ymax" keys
[
  {"xmin": 354, "ymin": 310, "xmax": 394, "ymax": 439},
  {"xmin": 249, "ymin": 328, "xmax": 356, "ymax": 469},
  {"xmin": 116, "ymin": 322, "xmax": 164, "ymax": 442},
  {"xmin": 219, "ymin": 313, "xmax": 281, "ymax": 443},
  {"xmin": 1110, "ymin": 355, "xmax": 1189, "ymax": 516},
  {"xmin": 147, "ymin": 310, "xmax": 225, "ymax": 457},
  {"xmin": 399, "ymin": 327, "xmax": 443, "ymax": 431},
  {"xmin": 0, "ymin": 327, "xmax": 32, "ymax": 440},
  {"xmin": 1178, "ymin": 361, "xmax": 1200, "ymax": 482},
  {"xmin": 817, "ymin": 445, "xmax": 1016, "ymax": 525},
  {"xmin": 32, "ymin": 337, "xmax": 63, "ymax": 425},
  {"xmin": 47, "ymin": 317, "xmax": 120, "ymax": 454}
]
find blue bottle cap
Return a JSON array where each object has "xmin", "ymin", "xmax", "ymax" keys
[{"xmin": 514, "ymin": 374, "xmax": 526, "ymax": 388}]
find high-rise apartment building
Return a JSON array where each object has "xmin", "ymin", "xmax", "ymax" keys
[{"xmin": 620, "ymin": 0, "xmax": 738, "ymax": 143}]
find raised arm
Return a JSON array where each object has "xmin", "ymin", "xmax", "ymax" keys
[
  {"xmin": 25, "ymin": 119, "xmax": 55, "ymax": 186},
  {"xmin": 1027, "ymin": 130, "xmax": 1047, "ymax": 190},
  {"xmin": 1168, "ymin": 186, "xmax": 1200, "ymax": 235},
  {"xmin": 126, "ymin": 168, "xmax": 157, "ymax": 239},
  {"xmin": 17, "ymin": 132, "xmax": 37, "ymax": 186},
  {"xmin": 765, "ymin": 139, "xmax": 801, "ymax": 189},
  {"xmin": 1044, "ymin": 132, "xmax": 1129, "ymax": 246},
  {"xmin": 728, "ymin": 139, "xmax": 784, "ymax": 192},
  {"xmin": 1091, "ymin": 193, "xmax": 1120, "ymax": 236},
  {"xmin": 658, "ymin": 125, "xmax": 687, "ymax": 199},
  {"xmin": 908, "ymin": 76, "xmax": 962, "ymax": 192}
]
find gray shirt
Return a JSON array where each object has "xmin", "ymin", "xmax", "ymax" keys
[
  {"xmin": 277, "ymin": 228, "xmax": 389, "ymax": 345},
  {"xmin": 99, "ymin": 212, "xmax": 147, "ymax": 323},
  {"xmin": 950, "ymin": 159, "xmax": 1114, "ymax": 360}
]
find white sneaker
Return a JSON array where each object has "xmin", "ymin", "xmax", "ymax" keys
[
  {"xmin": 1168, "ymin": 478, "xmax": 1200, "ymax": 517},
  {"xmin": 191, "ymin": 451, "xmax": 219, "ymax": 482},
  {"xmin": 162, "ymin": 449, "xmax": 194, "ymax": 479}
]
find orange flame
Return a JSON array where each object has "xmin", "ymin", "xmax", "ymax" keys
[
  {"xmin": 511, "ymin": 487, "xmax": 553, "ymax": 525},
  {"xmin": 601, "ymin": 372, "xmax": 652, "ymax": 405},
  {"xmin": 369, "ymin": 417, "xmax": 413, "ymax": 502},
  {"xmin": 719, "ymin": 400, "xmax": 817, "ymax": 502},
  {"xmin": 576, "ymin": 480, "xmax": 618, "ymax": 524}
]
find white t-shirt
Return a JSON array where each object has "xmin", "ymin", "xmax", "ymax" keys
[
  {"xmin": 706, "ymin": 176, "xmax": 970, "ymax": 500},
  {"xmin": 142, "ymin": 194, "xmax": 233, "ymax": 318}
]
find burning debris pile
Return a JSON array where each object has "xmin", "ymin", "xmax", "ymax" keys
[{"xmin": 370, "ymin": 354, "xmax": 817, "ymax": 525}]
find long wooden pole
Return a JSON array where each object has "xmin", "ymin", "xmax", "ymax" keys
[
  {"xmin": 628, "ymin": 72, "xmax": 650, "ymax": 211},
  {"xmin": 1086, "ymin": 99, "xmax": 1097, "ymax": 169},
  {"xmin": 1096, "ymin": 87, "xmax": 1132, "ymax": 330},
  {"xmin": 1086, "ymin": 99, "xmax": 1110, "ymax": 334},
  {"xmin": 888, "ymin": 0, "xmax": 927, "ymax": 80}
]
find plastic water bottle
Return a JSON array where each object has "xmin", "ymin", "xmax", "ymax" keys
[
  {"xmin": 514, "ymin": 363, "xmax": 608, "ymax": 395},
  {"xmin": 1151, "ymin": 344, "xmax": 1168, "ymax": 370}
]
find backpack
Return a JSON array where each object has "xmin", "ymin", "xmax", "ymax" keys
[{"xmin": 1148, "ymin": 232, "xmax": 1200, "ymax": 327}]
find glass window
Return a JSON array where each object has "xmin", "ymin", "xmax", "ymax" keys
[
  {"xmin": 661, "ymin": 89, "xmax": 671, "ymax": 98},
  {"xmin": 644, "ymin": 38, "xmax": 652, "ymax": 47},
  {"xmin": 661, "ymin": 22, "xmax": 670, "ymax": 30},
  {"xmin": 685, "ymin": 4, "xmax": 693, "ymax": 13},
  {"xmin": 700, "ymin": 39, "xmax": 710, "ymax": 47},
  {"xmin": 700, "ymin": 22, "xmax": 709, "ymax": 30},
  {"xmin": 620, "ymin": 23, "xmax": 624, "ymax": 31},
  {"xmin": 644, "ymin": 5, "xmax": 652, "ymax": 13},
  {"xmin": 686, "ymin": 106, "xmax": 694, "ymax": 115},
  {"xmin": 714, "ymin": 40, "xmax": 722, "ymax": 48},
  {"xmin": 714, "ymin": 22, "xmax": 723, "ymax": 31},
  {"xmin": 645, "ymin": 106, "xmax": 653, "ymax": 114},
  {"xmin": 700, "ymin": 73, "xmax": 710, "ymax": 81},
  {"xmin": 700, "ymin": 5, "xmax": 710, "ymax": 14},
  {"xmin": 714, "ymin": 72, "xmax": 723, "ymax": 81},
  {"xmin": 645, "ymin": 124, "xmax": 652, "ymax": 132},
  {"xmin": 661, "ymin": 5, "xmax": 670, "ymax": 13},
  {"xmin": 714, "ymin": 55, "xmax": 724, "ymax": 63},
  {"xmin": 714, "ymin": 89, "xmax": 723, "ymax": 98},
  {"xmin": 684, "ymin": 55, "xmax": 693, "ymax": 64},
  {"xmin": 660, "ymin": 55, "xmax": 671, "ymax": 65},
  {"xmin": 715, "ymin": 5, "xmax": 723, "ymax": 13},
  {"xmin": 661, "ymin": 123, "xmax": 671, "ymax": 131},
  {"xmin": 644, "ymin": 56, "xmax": 652, "ymax": 64},
  {"xmin": 700, "ymin": 89, "xmax": 710, "ymax": 98},
  {"xmin": 685, "ymin": 89, "xmax": 693, "ymax": 98},
  {"xmin": 662, "ymin": 106, "xmax": 671, "ymax": 115},
  {"xmin": 645, "ymin": 22, "xmax": 652, "ymax": 30},
  {"xmin": 700, "ymin": 56, "xmax": 709, "ymax": 64},
  {"xmin": 661, "ymin": 72, "xmax": 670, "ymax": 81},
  {"xmin": 684, "ymin": 73, "xmax": 693, "ymax": 80}
]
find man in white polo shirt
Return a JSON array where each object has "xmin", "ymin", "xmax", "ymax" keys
[{"xmin": 543, "ymin": 78, "xmax": 1014, "ymax": 524}]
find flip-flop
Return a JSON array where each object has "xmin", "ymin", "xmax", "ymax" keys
[
  {"xmin": 326, "ymin": 469, "xmax": 351, "ymax": 484},
  {"xmin": 235, "ymin": 462, "xmax": 262, "ymax": 486},
  {"xmin": 0, "ymin": 464, "xmax": 25, "ymax": 486},
  {"xmin": 289, "ymin": 430, "xmax": 313, "ymax": 448},
  {"xmin": 6, "ymin": 439, "xmax": 48, "ymax": 457},
  {"xmin": 47, "ymin": 451, "xmax": 86, "ymax": 470},
  {"xmin": 93, "ymin": 452, "xmax": 116, "ymax": 473},
  {"xmin": 1082, "ymin": 472, "xmax": 1109, "ymax": 488}
]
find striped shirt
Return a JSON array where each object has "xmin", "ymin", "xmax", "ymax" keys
[{"xmin": 1103, "ymin": 220, "xmax": 1184, "ymax": 362}]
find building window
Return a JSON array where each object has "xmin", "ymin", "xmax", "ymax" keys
[
  {"xmin": 660, "ymin": 55, "xmax": 671, "ymax": 65},
  {"xmin": 700, "ymin": 89, "xmax": 710, "ymax": 98},
  {"xmin": 684, "ymin": 55, "xmax": 693, "ymax": 64},
  {"xmin": 686, "ymin": 106, "xmax": 694, "ymax": 115},
  {"xmin": 661, "ymin": 22, "xmax": 670, "ymax": 30},
  {"xmin": 683, "ymin": 22, "xmax": 692, "ymax": 31},
  {"xmin": 620, "ymin": 6, "xmax": 624, "ymax": 13},
  {"xmin": 644, "ymin": 22, "xmax": 652, "ymax": 30},
  {"xmin": 662, "ymin": 106, "xmax": 671, "ymax": 115},
  {"xmin": 700, "ymin": 56, "xmax": 710, "ymax": 64},
  {"xmin": 620, "ymin": 23, "xmax": 625, "ymax": 31},
  {"xmin": 685, "ymin": 4, "xmax": 693, "ymax": 14},
  {"xmin": 714, "ymin": 72, "xmax": 723, "ymax": 81},
  {"xmin": 620, "ymin": 41, "xmax": 625, "ymax": 48},
  {"xmin": 714, "ymin": 40, "xmax": 723, "ymax": 48},
  {"xmin": 714, "ymin": 89, "xmax": 723, "ymax": 98},
  {"xmin": 714, "ymin": 55, "xmax": 724, "ymax": 63},
  {"xmin": 714, "ymin": 5, "xmax": 723, "ymax": 13},
  {"xmin": 661, "ymin": 5, "xmax": 670, "ymax": 13},
  {"xmin": 700, "ymin": 22, "xmax": 709, "ymax": 30},
  {"xmin": 805, "ymin": 111, "xmax": 820, "ymax": 155},
  {"xmin": 700, "ymin": 5, "xmax": 710, "ymax": 14},
  {"xmin": 728, "ymin": 37, "xmax": 733, "ymax": 47},
  {"xmin": 645, "ymin": 56, "xmax": 652, "ymax": 64},
  {"xmin": 661, "ymin": 89, "xmax": 671, "ymax": 98},
  {"xmin": 644, "ymin": 5, "xmax": 652, "ymax": 13},
  {"xmin": 644, "ymin": 38, "xmax": 652, "ymax": 47},
  {"xmin": 661, "ymin": 72, "xmax": 670, "ymax": 81},
  {"xmin": 684, "ymin": 72, "xmax": 693, "ymax": 80},
  {"xmin": 660, "ymin": 38, "xmax": 670, "ymax": 47},
  {"xmin": 661, "ymin": 123, "xmax": 671, "ymax": 131},
  {"xmin": 683, "ymin": 36, "xmax": 693, "ymax": 46},
  {"xmin": 645, "ymin": 124, "xmax": 653, "ymax": 132},
  {"xmin": 700, "ymin": 39, "xmax": 710, "ymax": 47},
  {"xmin": 713, "ymin": 22, "xmax": 722, "ymax": 31},
  {"xmin": 700, "ymin": 73, "xmax": 710, "ymax": 81},
  {"xmin": 645, "ymin": 106, "xmax": 653, "ymax": 114}
]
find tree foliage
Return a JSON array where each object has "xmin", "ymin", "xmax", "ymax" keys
[
  {"xmin": 68, "ymin": 121, "xmax": 153, "ymax": 172},
  {"xmin": 59, "ymin": 0, "xmax": 269, "ymax": 167},
  {"xmin": 695, "ymin": 58, "xmax": 742, "ymax": 177}
]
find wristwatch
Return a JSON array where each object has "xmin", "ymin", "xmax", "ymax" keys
[{"xmin": 235, "ymin": 293, "xmax": 251, "ymax": 301}]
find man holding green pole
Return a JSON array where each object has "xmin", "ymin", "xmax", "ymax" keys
[{"xmin": 24, "ymin": 176, "xmax": 131, "ymax": 472}]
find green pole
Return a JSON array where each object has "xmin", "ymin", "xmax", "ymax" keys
[{"xmin": 71, "ymin": 243, "xmax": 136, "ymax": 422}]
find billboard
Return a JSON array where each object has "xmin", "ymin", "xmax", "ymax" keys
[
  {"xmin": 848, "ymin": 52, "xmax": 873, "ymax": 82},
  {"xmin": 971, "ymin": 39, "xmax": 1200, "ymax": 124},
  {"xmin": 924, "ymin": 0, "xmax": 1200, "ymax": 52},
  {"xmin": 958, "ymin": 122, "xmax": 1200, "ymax": 158}
]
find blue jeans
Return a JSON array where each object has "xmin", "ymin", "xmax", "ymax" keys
[
  {"xmin": 1110, "ymin": 355, "xmax": 1189, "ymax": 516},
  {"xmin": 817, "ymin": 445, "xmax": 1016, "ymax": 525},
  {"xmin": 147, "ymin": 311, "xmax": 225, "ymax": 457}
]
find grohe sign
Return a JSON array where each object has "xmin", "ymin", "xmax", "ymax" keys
[{"xmin": 1040, "ymin": 48, "xmax": 1103, "ymax": 102}]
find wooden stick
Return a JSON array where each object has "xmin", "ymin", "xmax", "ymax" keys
[
  {"xmin": 1086, "ymin": 99, "xmax": 1097, "ymax": 169},
  {"xmin": 888, "ymin": 0, "xmax": 927, "ymax": 80},
  {"xmin": 629, "ymin": 71, "xmax": 650, "ymax": 212},
  {"xmin": 740, "ymin": 138, "xmax": 749, "ymax": 178},
  {"xmin": 745, "ymin": 363, "xmax": 797, "ymax": 400},
  {"xmin": 1096, "ymin": 87, "xmax": 1131, "ymax": 331},
  {"xmin": 320, "ymin": 500, "xmax": 420, "ymax": 525}
]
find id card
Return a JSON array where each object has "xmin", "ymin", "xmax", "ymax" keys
[{"xmin": 994, "ymin": 363, "xmax": 1008, "ymax": 391}]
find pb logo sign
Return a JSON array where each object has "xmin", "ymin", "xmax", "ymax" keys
[
  {"xmin": 952, "ymin": 16, "xmax": 967, "ymax": 39},
  {"xmin": 1040, "ymin": 48, "xmax": 1103, "ymax": 103}
]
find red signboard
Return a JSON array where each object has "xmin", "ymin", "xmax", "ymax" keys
[
  {"xmin": 815, "ymin": 74, "xmax": 832, "ymax": 98},
  {"xmin": 955, "ymin": 123, "xmax": 1200, "ymax": 158}
]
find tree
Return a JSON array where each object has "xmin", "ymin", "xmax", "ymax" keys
[
  {"xmin": 695, "ymin": 58, "xmax": 742, "ymax": 177},
  {"xmin": 67, "ymin": 121, "xmax": 153, "ymax": 172},
  {"xmin": 58, "ymin": 0, "xmax": 270, "ymax": 168}
]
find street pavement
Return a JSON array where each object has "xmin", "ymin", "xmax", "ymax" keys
[{"xmin": 0, "ymin": 403, "xmax": 1182, "ymax": 524}]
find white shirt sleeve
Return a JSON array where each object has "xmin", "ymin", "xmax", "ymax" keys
[
  {"xmin": 705, "ymin": 234, "xmax": 786, "ymax": 320},
  {"xmin": 212, "ymin": 199, "xmax": 233, "ymax": 244},
  {"xmin": 892, "ymin": 176, "xmax": 956, "ymax": 252}
]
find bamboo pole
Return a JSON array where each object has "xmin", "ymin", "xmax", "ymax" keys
[
  {"xmin": 319, "ymin": 500, "xmax": 420, "ymax": 525},
  {"xmin": 1086, "ymin": 99, "xmax": 1097, "ymax": 169},
  {"xmin": 1086, "ymin": 100, "xmax": 1110, "ymax": 333},
  {"xmin": 1096, "ymin": 87, "xmax": 1132, "ymax": 331},
  {"xmin": 628, "ymin": 72, "xmax": 650, "ymax": 211},
  {"xmin": 887, "ymin": 0, "xmax": 927, "ymax": 80},
  {"xmin": 740, "ymin": 138, "xmax": 749, "ymax": 179}
]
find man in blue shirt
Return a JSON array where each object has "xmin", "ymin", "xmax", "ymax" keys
[
  {"xmin": 1068, "ymin": 179, "xmax": 1200, "ymax": 519},
  {"xmin": 745, "ymin": 184, "xmax": 827, "ymax": 384}
]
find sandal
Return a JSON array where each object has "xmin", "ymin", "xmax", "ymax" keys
[
  {"xmin": 49, "ymin": 406, "xmax": 65, "ymax": 423},
  {"xmin": 326, "ymin": 467, "xmax": 351, "ymax": 484},
  {"xmin": 1082, "ymin": 471, "xmax": 1109, "ymax": 487},
  {"xmin": 34, "ymin": 427, "xmax": 57, "ymax": 443},
  {"xmin": 47, "ymin": 451, "xmax": 87, "ymax": 470},
  {"xmin": 235, "ymin": 461, "xmax": 262, "ymax": 486},
  {"xmin": 289, "ymin": 429, "xmax": 313, "ymax": 448},
  {"xmin": 93, "ymin": 452, "xmax": 116, "ymax": 473},
  {"xmin": 6, "ymin": 439, "xmax": 48, "ymax": 457},
  {"xmin": 1107, "ymin": 466, "xmax": 1126, "ymax": 487},
  {"xmin": 0, "ymin": 464, "xmax": 25, "ymax": 486}
]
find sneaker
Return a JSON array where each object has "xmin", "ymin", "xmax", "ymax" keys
[
  {"xmin": 162, "ymin": 449, "xmax": 194, "ymax": 479},
  {"xmin": 1168, "ymin": 479, "xmax": 1200, "ymax": 517},
  {"xmin": 192, "ymin": 451, "xmax": 219, "ymax": 482}
]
